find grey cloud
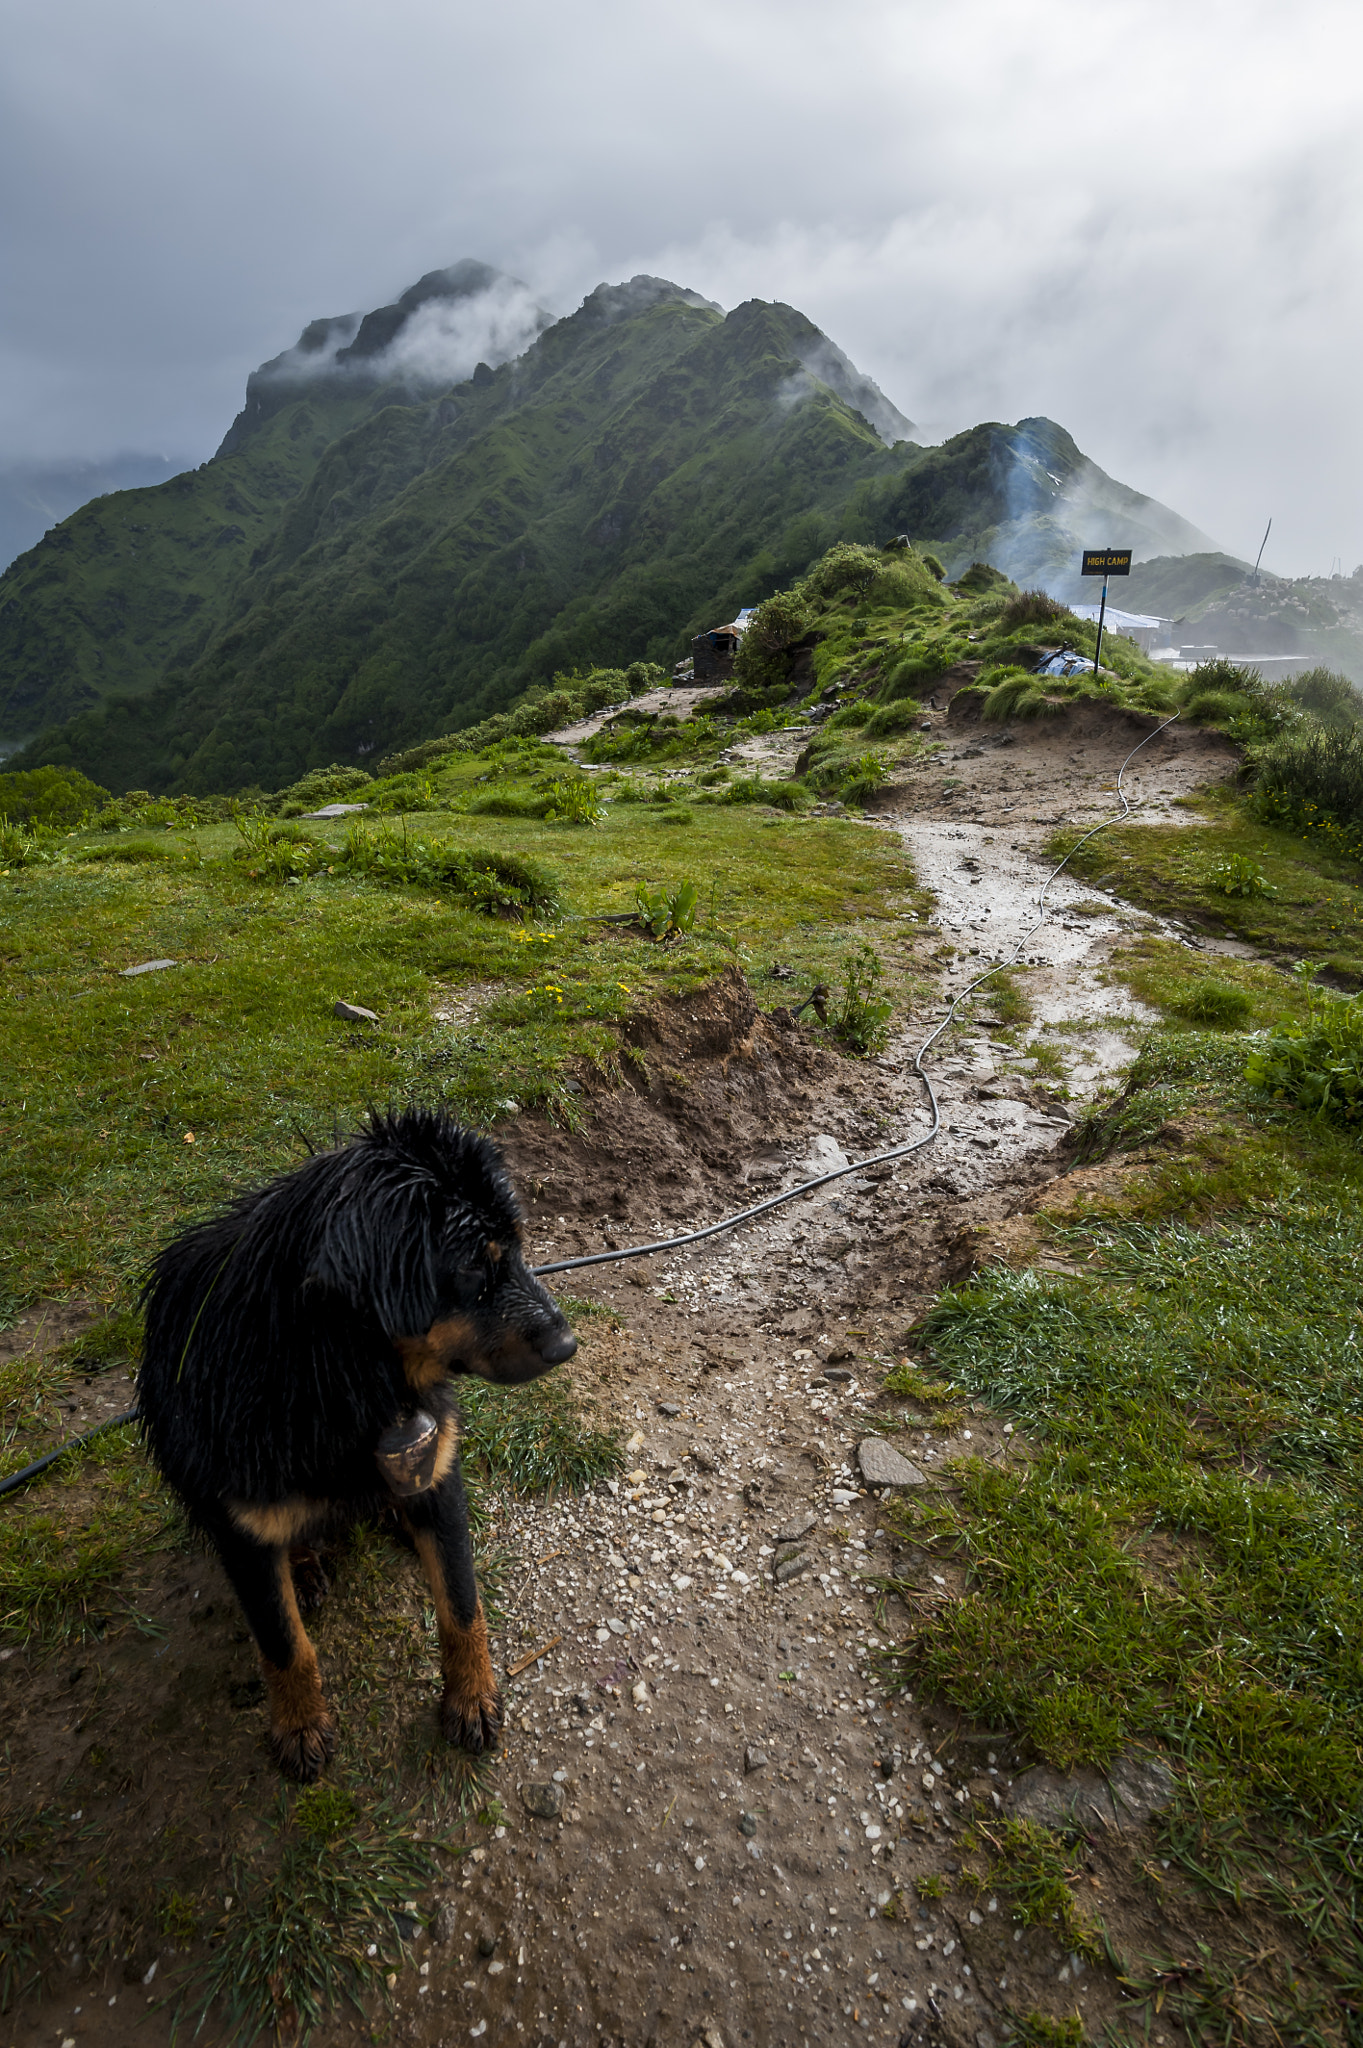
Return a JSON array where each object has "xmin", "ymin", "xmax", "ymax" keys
[{"xmin": 0, "ymin": 0, "xmax": 1359, "ymax": 574}]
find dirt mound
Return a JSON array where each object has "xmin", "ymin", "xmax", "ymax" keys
[{"xmin": 496, "ymin": 967, "xmax": 840, "ymax": 1239}]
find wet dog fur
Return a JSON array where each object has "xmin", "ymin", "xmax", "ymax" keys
[{"xmin": 137, "ymin": 1108, "xmax": 575, "ymax": 1781}]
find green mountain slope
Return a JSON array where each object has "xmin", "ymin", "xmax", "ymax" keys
[{"xmin": 3, "ymin": 264, "xmax": 1233, "ymax": 795}]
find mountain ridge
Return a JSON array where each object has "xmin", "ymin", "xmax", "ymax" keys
[{"xmin": 1, "ymin": 262, "xmax": 1233, "ymax": 793}]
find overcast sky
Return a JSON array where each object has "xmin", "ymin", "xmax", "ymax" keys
[{"xmin": 2, "ymin": 0, "xmax": 1359, "ymax": 576}]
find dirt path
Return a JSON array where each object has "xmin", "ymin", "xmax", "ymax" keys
[
  {"xmin": 340, "ymin": 702, "xmax": 1244, "ymax": 2048},
  {"xmin": 18, "ymin": 699, "xmax": 1245, "ymax": 2048}
]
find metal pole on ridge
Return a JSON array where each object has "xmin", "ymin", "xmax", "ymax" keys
[{"xmin": 1080, "ymin": 546, "xmax": 1131, "ymax": 675}]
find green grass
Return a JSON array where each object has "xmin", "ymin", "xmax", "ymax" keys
[
  {"xmin": 1051, "ymin": 793, "xmax": 1363, "ymax": 985},
  {"xmin": 0, "ymin": 787, "xmax": 915, "ymax": 1309},
  {"xmin": 0, "ymin": 1427, "xmax": 181, "ymax": 1640},
  {"xmin": 964, "ymin": 1817, "xmax": 1103, "ymax": 1961},
  {"xmin": 459, "ymin": 1369, "xmax": 622, "ymax": 1496},
  {"xmin": 174, "ymin": 1788, "xmax": 439, "ymax": 2048},
  {"xmin": 877, "ymin": 1023, "xmax": 1363, "ymax": 2038}
]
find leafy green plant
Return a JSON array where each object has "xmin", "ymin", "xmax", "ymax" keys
[
  {"xmin": 542, "ymin": 777, "xmax": 604, "ymax": 826},
  {"xmin": 829, "ymin": 748, "xmax": 890, "ymax": 804},
  {"xmin": 830, "ymin": 940, "xmax": 893, "ymax": 1054},
  {"xmin": 1245, "ymin": 965, "xmax": 1363, "ymax": 1123},
  {"xmin": 634, "ymin": 877, "xmax": 699, "ymax": 941},
  {"xmin": 1205, "ymin": 852, "xmax": 1276, "ymax": 898}
]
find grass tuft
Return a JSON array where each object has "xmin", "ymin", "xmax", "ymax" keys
[{"xmin": 175, "ymin": 1792, "xmax": 437, "ymax": 2048}]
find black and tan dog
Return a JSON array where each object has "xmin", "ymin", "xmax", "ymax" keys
[{"xmin": 138, "ymin": 1108, "xmax": 575, "ymax": 1781}]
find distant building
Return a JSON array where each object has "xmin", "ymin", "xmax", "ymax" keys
[{"xmin": 691, "ymin": 607, "xmax": 757, "ymax": 681}]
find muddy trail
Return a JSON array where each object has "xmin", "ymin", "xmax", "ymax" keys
[{"xmin": 14, "ymin": 697, "xmax": 1245, "ymax": 2048}]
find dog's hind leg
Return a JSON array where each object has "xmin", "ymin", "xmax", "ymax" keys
[
  {"xmin": 403, "ymin": 1466, "xmax": 502, "ymax": 1755},
  {"xmin": 211, "ymin": 1518, "xmax": 338, "ymax": 1781}
]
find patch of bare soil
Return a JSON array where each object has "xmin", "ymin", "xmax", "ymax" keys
[{"xmin": 13, "ymin": 706, "xmax": 1266, "ymax": 2048}]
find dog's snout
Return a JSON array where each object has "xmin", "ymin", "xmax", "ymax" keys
[{"xmin": 537, "ymin": 1327, "xmax": 577, "ymax": 1366}]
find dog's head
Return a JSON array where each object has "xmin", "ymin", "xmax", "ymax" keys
[{"xmin": 316, "ymin": 1109, "xmax": 576, "ymax": 1389}]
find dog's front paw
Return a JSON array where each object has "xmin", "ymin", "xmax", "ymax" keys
[
  {"xmin": 269, "ymin": 1709, "xmax": 337, "ymax": 1783},
  {"xmin": 440, "ymin": 1685, "xmax": 503, "ymax": 1755}
]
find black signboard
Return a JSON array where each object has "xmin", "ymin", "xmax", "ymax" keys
[{"xmin": 1081, "ymin": 548, "xmax": 1132, "ymax": 576}]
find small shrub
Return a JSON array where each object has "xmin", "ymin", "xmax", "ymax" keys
[
  {"xmin": 831, "ymin": 940, "xmax": 893, "ymax": 1055},
  {"xmin": 1204, "ymin": 852, "xmax": 1276, "ymax": 898},
  {"xmin": 365, "ymin": 772, "xmax": 440, "ymax": 813},
  {"xmin": 702, "ymin": 775, "xmax": 806, "ymax": 812},
  {"xmin": 1256, "ymin": 723, "xmax": 1363, "ymax": 834},
  {"xmin": 862, "ymin": 698, "xmax": 923, "ymax": 737},
  {"xmin": 1173, "ymin": 979, "xmax": 1254, "ymax": 1028},
  {"xmin": 999, "ymin": 589, "xmax": 1073, "ymax": 632},
  {"xmin": 954, "ymin": 561, "xmax": 1013, "ymax": 596},
  {"xmin": 77, "ymin": 836, "xmax": 198, "ymax": 867},
  {"xmin": 824, "ymin": 701, "xmax": 872, "ymax": 731},
  {"xmin": 880, "ymin": 645, "xmax": 954, "ymax": 702},
  {"xmin": 981, "ymin": 669, "xmax": 1066, "ymax": 722},
  {"xmin": 271, "ymin": 763, "xmax": 373, "ymax": 812},
  {"xmin": 1183, "ymin": 686, "xmax": 1254, "ymax": 726},
  {"xmin": 739, "ymin": 590, "xmax": 811, "ymax": 657},
  {"xmin": 919, "ymin": 551, "xmax": 945, "ymax": 581},
  {"xmin": 337, "ymin": 820, "xmax": 560, "ymax": 917},
  {"xmin": 1287, "ymin": 665, "xmax": 1363, "ymax": 728}
]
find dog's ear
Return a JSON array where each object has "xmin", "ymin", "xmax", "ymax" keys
[{"xmin": 311, "ymin": 1172, "xmax": 442, "ymax": 1339}]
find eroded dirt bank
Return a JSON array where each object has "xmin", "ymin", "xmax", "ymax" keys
[{"xmin": 13, "ymin": 701, "xmax": 1244, "ymax": 2048}]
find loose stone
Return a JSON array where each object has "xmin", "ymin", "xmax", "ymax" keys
[
  {"xmin": 857, "ymin": 1438, "xmax": 927, "ymax": 1488},
  {"xmin": 520, "ymin": 1781, "xmax": 565, "ymax": 1820}
]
